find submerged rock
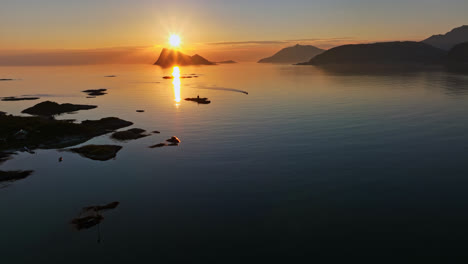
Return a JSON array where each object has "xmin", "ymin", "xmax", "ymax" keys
[
  {"xmin": 185, "ymin": 97, "xmax": 211, "ymax": 104},
  {"xmin": 2, "ymin": 96, "xmax": 39, "ymax": 101},
  {"xmin": 0, "ymin": 170, "xmax": 33, "ymax": 183},
  {"xmin": 69, "ymin": 145, "xmax": 122, "ymax": 161},
  {"xmin": 149, "ymin": 142, "xmax": 179, "ymax": 148},
  {"xmin": 0, "ymin": 79, "xmax": 14, "ymax": 81},
  {"xmin": 136, "ymin": 110, "xmax": 145, "ymax": 113},
  {"xmin": 71, "ymin": 201, "xmax": 119, "ymax": 232},
  {"xmin": 111, "ymin": 128, "xmax": 148, "ymax": 141},
  {"xmin": 83, "ymin": 201, "xmax": 120, "ymax": 213},
  {"xmin": 104, "ymin": 75, "xmax": 117, "ymax": 78},
  {"xmin": 71, "ymin": 215, "xmax": 104, "ymax": 230},
  {"xmin": 22, "ymin": 101, "xmax": 97, "ymax": 116},
  {"xmin": 82, "ymin": 89, "xmax": 107, "ymax": 96}
]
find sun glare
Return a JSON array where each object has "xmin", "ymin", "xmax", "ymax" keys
[{"xmin": 169, "ymin": 34, "xmax": 181, "ymax": 48}]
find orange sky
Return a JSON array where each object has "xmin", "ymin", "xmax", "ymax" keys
[{"xmin": 1, "ymin": 0, "xmax": 467, "ymax": 64}]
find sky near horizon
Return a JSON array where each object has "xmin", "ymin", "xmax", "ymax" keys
[{"xmin": 1, "ymin": 0, "xmax": 467, "ymax": 62}]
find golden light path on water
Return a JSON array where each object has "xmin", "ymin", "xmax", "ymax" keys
[{"xmin": 172, "ymin": 66, "xmax": 181, "ymax": 104}]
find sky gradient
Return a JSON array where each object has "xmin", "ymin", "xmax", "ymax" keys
[{"xmin": 1, "ymin": 0, "xmax": 467, "ymax": 62}]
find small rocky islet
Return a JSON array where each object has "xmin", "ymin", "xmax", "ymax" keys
[
  {"xmin": 82, "ymin": 89, "xmax": 107, "ymax": 97},
  {"xmin": 69, "ymin": 145, "xmax": 123, "ymax": 161},
  {"xmin": 22, "ymin": 101, "xmax": 97, "ymax": 116},
  {"xmin": 149, "ymin": 136, "xmax": 181, "ymax": 148}
]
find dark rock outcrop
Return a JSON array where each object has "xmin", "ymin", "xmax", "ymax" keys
[
  {"xmin": 69, "ymin": 145, "xmax": 122, "ymax": 161},
  {"xmin": 81, "ymin": 117, "xmax": 133, "ymax": 131},
  {"xmin": 166, "ymin": 136, "xmax": 181, "ymax": 144},
  {"xmin": 154, "ymin": 48, "xmax": 215, "ymax": 67},
  {"xmin": 258, "ymin": 44, "xmax": 324, "ymax": 64},
  {"xmin": 0, "ymin": 115, "xmax": 132, "ymax": 151},
  {"xmin": 111, "ymin": 128, "xmax": 148, "ymax": 141},
  {"xmin": 423, "ymin": 25, "xmax": 468, "ymax": 50},
  {"xmin": 83, "ymin": 89, "xmax": 107, "ymax": 96},
  {"xmin": 298, "ymin": 42, "xmax": 447, "ymax": 66},
  {"xmin": 22, "ymin": 101, "xmax": 97, "ymax": 116}
]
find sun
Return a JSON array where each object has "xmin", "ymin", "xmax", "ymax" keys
[{"xmin": 169, "ymin": 34, "xmax": 181, "ymax": 48}]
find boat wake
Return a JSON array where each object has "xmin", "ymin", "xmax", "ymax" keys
[{"xmin": 193, "ymin": 86, "xmax": 248, "ymax": 95}]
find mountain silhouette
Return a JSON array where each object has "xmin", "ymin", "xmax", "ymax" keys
[
  {"xmin": 423, "ymin": 25, "xmax": 468, "ymax": 50},
  {"xmin": 154, "ymin": 48, "xmax": 215, "ymax": 67},
  {"xmin": 298, "ymin": 42, "xmax": 446, "ymax": 65},
  {"xmin": 447, "ymin": 42, "xmax": 468, "ymax": 63},
  {"xmin": 258, "ymin": 44, "xmax": 324, "ymax": 64}
]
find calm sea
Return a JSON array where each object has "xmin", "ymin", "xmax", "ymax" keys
[{"xmin": 1, "ymin": 63, "xmax": 468, "ymax": 262}]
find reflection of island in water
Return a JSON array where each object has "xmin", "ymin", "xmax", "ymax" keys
[{"xmin": 172, "ymin": 66, "xmax": 181, "ymax": 104}]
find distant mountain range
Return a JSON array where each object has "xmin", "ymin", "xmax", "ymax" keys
[
  {"xmin": 447, "ymin": 42, "xmax": 468, "ymax": 63},
  {"xmin": 216, "ymin": 60, "xmax": 237, "ymax": 64},
  {"xmin": 154, "ymin": 48, "xmax": 214, "ymax": 67},
  {"xmin": 297, "ymin": 41, "xmax": 446, "ymax": 66},
  {"xmin": 423, "ymin": 25, "xmax": 468, "ymax": 50},
  {"xmin": 258, "ymin": 44, "xmax": 324, "ymax": 64},
  {"xmin": 294, "ymin": 25, "xmax": 468, "ymax": 68}
]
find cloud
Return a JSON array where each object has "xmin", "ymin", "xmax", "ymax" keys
[
  {"xmin": 206, "ymin": 40, "xmax": 287, "ymax": 45},
  {"xmin": 0, "ymin": 46, "xmax": 159, "ymax": 66},
  {"xmin": 205, "ymin": 37, "xmax": 356, "ymax": 46}
]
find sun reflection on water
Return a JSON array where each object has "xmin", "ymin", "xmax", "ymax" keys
[{"xmin": 172, "ymin": 66, "xmax": 181, "ymax": 104}]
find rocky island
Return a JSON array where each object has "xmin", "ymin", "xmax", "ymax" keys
[
  {"xmin": 154, "ymin": 48, "xmax": 215, "ymax": 67},
  {"xmin": 22, "ymin": 101, "xmax": 97, "ymax": 116}
]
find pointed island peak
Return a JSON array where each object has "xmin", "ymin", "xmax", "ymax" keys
[{"xmin": 154, "ymin": 48, "xmax": 215, "ymax": 67}]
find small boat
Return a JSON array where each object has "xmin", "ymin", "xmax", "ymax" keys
[{"xmin": 185, "ymin": 96, "xmax": 211, "ymax": 104}]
